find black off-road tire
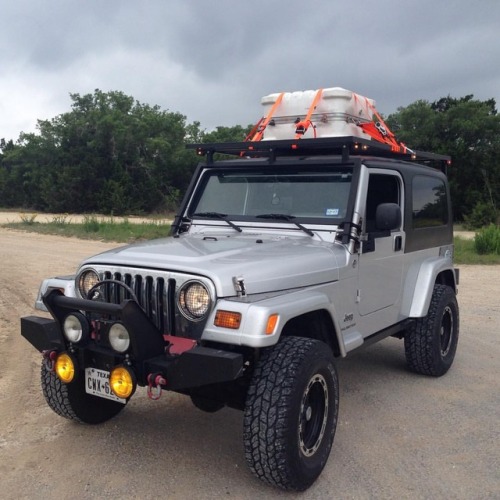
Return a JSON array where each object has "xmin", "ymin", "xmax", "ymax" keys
[
  {"xmin": 243, "ymin": 337, "xmax": 339, "ymax": 491},
  {"xmin": 41, "ymin": 363, "xmax": 126, "ymax": 424},
  {"xmin": 405, "ymin": 284, "xmax": 459, "ymax": 377}
]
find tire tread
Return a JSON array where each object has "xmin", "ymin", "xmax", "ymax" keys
[
  {"xmin": 40, "ymin": 363, "xmax": 126, "ymax": 424},
  {"xmin": 41, "ymin": 362, "xmax": 83, "ymax": 422},
  {"xmin": 405, "ymin": 284, "xmax": 459, "ymax": 377},
  {"xmin": 243, "ymin": 337, "xmax": 338, "ymax": 491}
]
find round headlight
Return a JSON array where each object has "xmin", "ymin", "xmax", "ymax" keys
[
  {"xmin": 63, "ymin": 313, "xmax": 88, "ymax": 343},
  {"xmin": 108, "ymin": 323, "xmax": 130, "ymax": 353},
  {"xmin": 77, "ymin": 269, "xmax": 100, "ymax": 298},
  {"xmin": 178, "ymin": 281, "xmax": 211, "ymax": 320}
]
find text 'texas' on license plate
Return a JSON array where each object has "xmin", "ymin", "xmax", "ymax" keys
[{"xmin": 85, "ymin": 367, "xmax": 126, "ymax": 404}]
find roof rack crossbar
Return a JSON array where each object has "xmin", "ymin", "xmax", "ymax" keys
[{"xmin": 187, "ymin": 136, "xmax": 451, "ymax": 170}]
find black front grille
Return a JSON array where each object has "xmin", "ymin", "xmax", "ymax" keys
[{"xmin": 103, "ymin": 271, "xmax": 176, "ymax": 333}]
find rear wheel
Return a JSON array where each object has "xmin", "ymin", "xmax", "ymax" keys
[
  {"xmin": 243, "ymin": 337, "xmax": 339, "ymax": 491},
  {"xmin": 405, "ymin": 284, "xmax": 459, "ymax": 376},
  {"xmin": 41, "ymin": 363, "xmax": 126, "ymax": 424}
]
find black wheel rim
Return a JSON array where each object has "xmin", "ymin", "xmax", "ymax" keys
[
  {"xmin": 440, "ymin": 305, "xmax": 454, "ymax": 357},
  {"xmin": 299, "ymin": 374, "xmax": 329, "ymax": 457}
]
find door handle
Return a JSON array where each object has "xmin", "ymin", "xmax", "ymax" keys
[{"xmin": 394, "ymin": 235, "xmax": 402, "ymax": 252}]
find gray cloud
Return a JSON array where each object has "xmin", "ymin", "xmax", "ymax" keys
[{"xmin": 1, "ymin": 0, "xmax": 499, "ymax": 141}]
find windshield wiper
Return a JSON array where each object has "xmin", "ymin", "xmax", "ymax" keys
[
  {"xmin": 256, "ymin": 214, "xmax": 314, "ymax": 237},
  {"xmin": 192, "ymin": 212, "xmax": 243, "ymax": 233}
]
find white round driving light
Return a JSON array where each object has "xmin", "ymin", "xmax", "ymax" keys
[
  {"xmin": 178, "ymin": 281, "xmax": 211, "ymax": 320},
  {"xmin": 109, "ymin": 323, "xmax": 130, "ymax": 353},
  {"xmin": 63, "ymin": 313, "xmax": 86, "ymax": 343},
  {"xmin": 77, "ymin": 269, "xmax": 100, "ymax": 298}
]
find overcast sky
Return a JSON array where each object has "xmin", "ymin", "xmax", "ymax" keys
[{"xmin": 1, "ymin": 0, "xmax": 499, "ymax": 142}]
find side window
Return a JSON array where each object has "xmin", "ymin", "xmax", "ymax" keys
[
  {"xmin": 365, "ymin": 174, "xmax": 401, "ymax": 232},
  {"xmin": 412, "ymin": 175, "xmax": 448, "ymax": 228}
]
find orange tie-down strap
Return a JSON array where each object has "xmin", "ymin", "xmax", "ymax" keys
[
  {"xmin": 295, "ymin": 88, "xmax": 324, "ymax": 139},
  {"xmin": 355, "ymin": 93, "xmax": 407, "ymax": 153},
  {"xmin": 248, "ymin": 92, "xmax": 285, "ymax": 142},
  {"xmin": 359, "ymin": 121, "xmax": 407, "ymax": 153}
]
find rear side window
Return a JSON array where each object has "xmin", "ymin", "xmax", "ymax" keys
[{"xmin": 412, "ymin": 175, "xmax": 448, "ymax": 228}]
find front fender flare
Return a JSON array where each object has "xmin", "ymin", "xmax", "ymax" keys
[{"xmin": 202, "ymin": 287, "xmax": 344, "ymax": 352}]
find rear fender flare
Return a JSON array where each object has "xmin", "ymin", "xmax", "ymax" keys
[{"xmin": 402, "ymin": 257, "xmax": 457, "ymax": 318}]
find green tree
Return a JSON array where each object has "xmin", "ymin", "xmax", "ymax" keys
[
  {"xmin": 3, "ymin": 90, "xmax": 200, "ymax": 214},
  {"xmin": 202, "ymin": 124, "xmax": 253, "ymax": 143},
  {"xmin": 387, "ymin": 96, "xmax": 500, "ymax": 223},
  {"xmin": 0, "ymin": 136, "xmax": 47, "ymax": 208}
]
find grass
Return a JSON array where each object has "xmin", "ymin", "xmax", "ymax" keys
[
  {"xmin": 454, "ymin": 235, "xmax": 500, "ymax": 265},
  {"xmin": 2, "ymin": 216, "xmax": 171, "ymax": 243},
  {"xmin": 474, "ymin": 224, "xmax": 500, "ymax": 255}
]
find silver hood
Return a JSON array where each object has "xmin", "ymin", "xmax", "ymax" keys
[{"xmin": 82, "ymin": 232, "xmax": 344, "ymax": 297}]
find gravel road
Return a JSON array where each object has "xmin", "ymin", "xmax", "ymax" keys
[{"xmin": 0, "ymin": 227, "xmax": 498, "ymax": 499}]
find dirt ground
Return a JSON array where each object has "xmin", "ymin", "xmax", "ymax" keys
[{"xmin": 0, "ymin": 226, "xmax": 498, "ymax": 500}]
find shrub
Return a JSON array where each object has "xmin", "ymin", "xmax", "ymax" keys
[
  {"xmin": 464, "ymin": 201, "xmax": 499, "ymax": 229},
  {"xmin": 19, "ymin": 213, "xmax": 38, "ymax": 225},
  {"xmin": 50, "ymin": 214, "xmax": 70, "ymax": 225},
  {"xmin": 474, "ymin": 224, "xmax": 500, "ymax": 255},
  {"xmin": 83, "ymin": 215, "xmax": 100, "ymax": 233}
]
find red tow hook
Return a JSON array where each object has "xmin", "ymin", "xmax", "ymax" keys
[
  {"xmin": 42, "ymin": 350, "xmax": 58, "ymax": 372},
  {"xmin": 147, "ymin": 373, "xmax": 167, "ymax": 400}
]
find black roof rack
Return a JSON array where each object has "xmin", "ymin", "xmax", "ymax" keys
[{"xmin": 187, "ymin": 136, "xmax": 451, "ymax": 171}]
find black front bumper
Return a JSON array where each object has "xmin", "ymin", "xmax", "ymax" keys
[{"xmin": 21, "ymin": 290, "xmax": 243, "ymax": 391}]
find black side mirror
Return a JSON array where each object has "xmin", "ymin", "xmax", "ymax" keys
[{"xmin": 376, "ymin": 203, "xmax": 401, "ymax": 231}]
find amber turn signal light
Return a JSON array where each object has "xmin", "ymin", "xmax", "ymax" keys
[
  {"xmin": 265, "ymin": 314, "xmax": 279, "ymax": 335},
  {"xmin": 214, "ymin": 310, "xmax": 242, "ymax": 329}
]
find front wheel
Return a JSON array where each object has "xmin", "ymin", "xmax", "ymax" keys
[
  {"xmin": 41, "ymin": 363, "xmax": 126, "ymax": 424},
  {"xmin": 243, "ymin": 337, "xmax": 339, "ymax": 491},
  {"xmin": 405, "ymin": 284, "xmax": 459, "ymax": 377}
]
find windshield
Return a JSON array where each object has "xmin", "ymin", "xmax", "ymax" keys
[{"xmin": 189, "ymin": 168, "xmax": 352, "ymax": 224}]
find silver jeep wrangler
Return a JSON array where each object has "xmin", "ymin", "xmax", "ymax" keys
[{"xmin": 21, "ymin": 136, "xmax": 459, "ymax": 491}]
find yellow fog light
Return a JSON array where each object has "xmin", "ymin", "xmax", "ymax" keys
[
  {"xmin": 109, "ymin": 366, "xmax": 136, "ymax": 399},
  {"xmin": 55, "ymin": 352, "xmax": 76, "ymax": 383}
]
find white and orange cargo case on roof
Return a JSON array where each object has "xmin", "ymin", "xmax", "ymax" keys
[{"xmin": 254, "ymin": 87, "xmax": 375, "ymax": 141}]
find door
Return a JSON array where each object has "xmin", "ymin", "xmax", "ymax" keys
[{"xmin": 357, "ymin": 171, "xmax": 404, "ymax": 316}]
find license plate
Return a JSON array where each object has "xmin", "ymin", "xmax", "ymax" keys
[{"xmin": 85, "ymin": 367, "xmax": 126, "ymax": 404}]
